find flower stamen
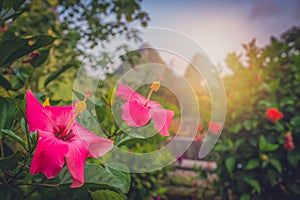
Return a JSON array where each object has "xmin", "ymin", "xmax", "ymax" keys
[
  {"xmin": 145, "ymin": 81, "xmax": 160, "ymax": 106},
  {"xmin": 61, "ymin": 92, "xmax": 91, "ymax": 137}
]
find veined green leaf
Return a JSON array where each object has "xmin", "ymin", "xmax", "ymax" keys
[
  {"xmin": 244, "ymin": 176, "xmax": 261, "ymax": 193},
  {"xmin": 59, "ymin": 162, "xmax": 131, "ymax": 193},
  {"xmin": 246, "ymin": 159, "xmax": 260, "ymax": 170},
  {"xmin": 225, "ymin": 157, "xmax": 236, "ymax": 175},
  {"xmin": 1, "ymin": 129, "xmax": 26, "ymax": 149}
]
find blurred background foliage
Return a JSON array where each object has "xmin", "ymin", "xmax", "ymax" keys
[{"xmin": 211, "ymin": 26, "xmax": 300, "ymax": 199}]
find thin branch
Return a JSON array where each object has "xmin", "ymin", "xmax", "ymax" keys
[{"xmin": 14, "ymin": 182, "xmax": 59, "ymax": 187}]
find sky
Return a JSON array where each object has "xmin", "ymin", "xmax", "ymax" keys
[{"xmin": 139, "ymin": 0, "xmax": 300, "ymax": 74}]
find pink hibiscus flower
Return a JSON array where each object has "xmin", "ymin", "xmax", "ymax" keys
[
  {"xmin": 116, "ymin": 82, "xmax": 174, "ymax": 136},
  {"xmin": 26, "ymin": 90, "xmax": 113, "ymax": 188}
]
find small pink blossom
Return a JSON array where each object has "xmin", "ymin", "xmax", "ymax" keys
[
  {"xmin": 26, "ymin": 90, "xmax": 113, "ymax": 188},
  {"xmin": 176, "ymin": 155, "xmax": 183, "ymax": 164},
  {"xmin": 116, "ymin": 83, "xmax": 174, "ymax": 136}
]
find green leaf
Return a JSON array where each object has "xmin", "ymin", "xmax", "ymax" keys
[
  {"xmin": 225, "ymin": 157, "xmax": 235, "ymax": 174},
  {"xmin": 115, "ymin": 133, "xmax": 145, "ymax": 146},
  {"xmin": 90, "ymin": 190, "xmax": 127, "ymax": 200},
  {"xmin": 0, "ymin": 75, "xmax": 11, "ymax": 90},
  {"xmin": 269, "ymin": 159, "xmax": 282, "ymax": 173},
  {"xmin": 261, "ymin": 160, "xmax": 269, "ymax": 168},
  {"xmin": 30, "ymin": 49, "xmax": 49, "ymax": 68},
  {"xmin": 259, "ymin": 135, "xmax": 279, "ymax": 152},
  {"xmin": 105, "ymin": 162, "xmax": 131, "ymax": 193},
  {"xmin": 267, "ymin": 169, "xmax": 277, "ymax": 186},
  {"xmin": 95, "ymin": 104, "xmax": 106, "ymax": 124},
  {"xmin": 1, "ymin": 129, "xmax": 26, "ymax": 149},
  {"xmin": 0, "ymin": 35, "xmax": 55, "ymax": 67},
  {"xmin": 72, "ymin": 90, "xmax": 98, "ymax": 116},
  {"xmin": 0, "ymin": 97, "xmax": 18, "ymax": 130},
  {"xmin": 214, "ymin": 144, "xmax": 229, "ymax": 151},
  {"xmin": 291, "ymin": 116, "xmax": 300, "ymax": 126},
  {"xmin": 228, "ymin": 123, "xmax": 242, "ymax": 134},
  {"xmin": 44, "ymin": 63, "xmax": 75, "ymax": 87},
  {"xmin": 244, "ymin": 177, "xmax": 261, "ymax": 193},
  {"xmin": 265, "ymin": 143, "xmax": 279, "ymax": 152},
  {"xmin": 258, "ymin": 135, "xmax": 267, "ymax": 151},
  {"xmin": 279, "ymin": 97, "xmax": 294, "ymax": 108},
  {"xmin": 246, "ymin": 159, "xmax": 260, "ymax": 170},
  {"xmin": 287, "ymin": 150, "xmax": 300, "ymax": 167},
  {"xmin": 243, "ymin": 120, "xmax": 252, "ymax": 131},
  {"xmin": 0, "ymin": 0, "xmax": 25, "ymax": 24},
  {"xmin": 235, "ymin": 138, "xmax": 246, "ymax": 149},
  {"xmin": 248, "ymin": 137, "xmax": 257, "ymax": 147},
  {"xmin": 240, "ymin": 193, "xmax": 251, "ymax": 200},
  {"xmin": 20, "ymin": 118, "xmax": 27, "ymax": 134},
  {"xmin": 0, "ymin": 151, "xmax": 23, "ymax": 170},
  {"xmin": 59, "ymin": 162, "xmax": 131, "ymax": 193}
]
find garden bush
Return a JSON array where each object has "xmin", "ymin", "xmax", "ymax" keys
[{"xmin": 213, "ymin": 26, "xmax": 300, "ymax": 199}]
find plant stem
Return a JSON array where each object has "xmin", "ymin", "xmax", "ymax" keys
[{"xmin": 0, "ymin": 139, "xmax": 4, "ymax": 158}]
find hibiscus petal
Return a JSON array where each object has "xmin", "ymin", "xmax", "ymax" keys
[
  {"xmin": 26, "ymin": 90, "xmax": 51, "ymax": 132},
  {"xmin": 116, "ymin": 83, "xmax": 147, "ymax": 103},
  {"xmin": 66, "ymin": 139, "xmax": 89, "ymax": 188},
  {"xmin": 149, "ymin": 102, "xmax": 174, "ymax": 136},
  {"xmin": 30, "ymin": 131, "xmax": 68, "ymax": 178},
  {"xmin": 73, "ymin": 123, "xmax": 114, "ymax": 158},
  {"xmin": 122, "ymin": 101, "xmax": 151, "ymax": 127},
  {"xmin": 46, "ymin": 105, "xmax": 75, "ymax": 128}
]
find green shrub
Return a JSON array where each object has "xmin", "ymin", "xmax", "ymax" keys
[{"xmin": 213, "ymin": 26, "xmax": 300, "ymax": 199}]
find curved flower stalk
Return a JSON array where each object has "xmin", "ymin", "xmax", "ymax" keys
[
  {"xmin": 116, "ymin": 82, "xmax": 174, "ymax": 136},
  {"xmin": 26, "ymin": 90, "xmax": 114, "ymax": 188}
]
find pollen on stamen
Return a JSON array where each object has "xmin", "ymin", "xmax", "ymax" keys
[
  {"xmin": 151, "ymin": 81, "xmax": 160, "ymax": 91},
  {"xmin": 75, "ymin": 101, "xmax": 86, "ymax": 114}
]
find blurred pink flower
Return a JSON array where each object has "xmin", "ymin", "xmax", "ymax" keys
[
  {"xmin": 284, "ymin": 133, "xmax": 295, "ymax": 150},
  {"xmin": 116, "ymin": 83, "xmax": 174, "ymax": 136},
  {"xmin": 208, "ymin": 122, "xmax": 221, "ymax": 134},
  {"xmin": 26, "ymin": 90, "xmax": 113, "ymax": 188}
]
